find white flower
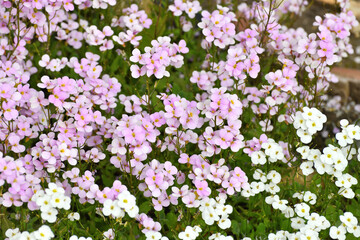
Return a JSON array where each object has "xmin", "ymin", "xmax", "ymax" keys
[
  {"xmin": 253, "ymin": 169, "xmax": 267, "ymax": 182},
  {"xmin": 50, "ymin": 193, "xmax": 65, "ymax": 209},
  {"xmin": 296, "ymin": 146, "xmax": 310, "ymax": 159},
  {"xmin": 297, "ymin": 129, "xmax": 312, "ymax": 144},
  {"xmin": 302, "ymin": 107, "xmax": 317, "ymax": 121},
  {"xmin": 34, "ymin": 225, "xmax": 55, "ymax": 240},
  {"xmin": 300, "ymin": 161, "xmax": 314, "ymax": 176},
  {"xmin": 306, "ymin": 119, "xmax": 323, "ymax": 134},
  {"xmin": 218, "ymin": 215, "xmax": 231, "ymax": 229},
  {"xmin": 103, "ymin": 199, "xmax": 125, "ymax": 218},
  {"xmin": 193, "ymin": 225, "xmax": 202, "ymax": 234},
  {"xmin": 293, "ymin": 192, "xmax": 304, "ymax": 200},
  {"xmin": 265, "ymin": 182, "xmax": 280, "ymax": 194},
  {"xmin": 145, "ymin": 231, "xmax": 162, "ymax": 240},
  {"xmin": 340, "ymin": 212, "xmax": 358, "ymax": 228},
  {"xmin": 69, "ymin": 236, "xmax": 93, "ymax": 240},
  {"xmin": 267, "ymin": 170, "xmax": 281, "ymax": 184},
  {"xmin": 251, "ymin": 151, "xmax": 267, "ymax": 165},
  {"xmin": 339, "ymin": 187, "xmax": 355, "ymax": 199},
  {"xmin": 46, "ymin": 183, "xmax": 65, "ymax": 196},
  {"xmin": 117, "ymin": 190, "xmax": 137, "ymax": 211},
  {"xmin": 272, "ymin": 197, "xmax": 288, "ymax": 211},
  {"xmin": 202, "ymin": 208, "xmax": 219, "ymax": 225},
  {"xmin": 250, "ymin": 181, "xmax": 265, "ymax": 194},
  {"xmin": 41, "ymin": 208, "xmax": 58, "ymax": 223},
  {"xmin": 199, "ymin": 198, "xmax": 216, "ymax": 212},
  {"xmin": 293, "ymin": 112, "xmax": 306, "ymax": 130},
  {"xmin": 303, "ymin": 191, "xmax": 317, "ymax": 205},
  {"xmin": 265, "ymin": 195, "xmax": 277, "ymax": 205},
  {"xmin": 36, "ymin": 195, "xmax": 52, "ymax": 212},
  {"xmin": 291, "ymin": 217, "xmax": 305, "ymax": 229},
  {"xmin": 308, "ymin": 149, "xmax": 321, "ymax": 161},
  {"xmin": 62, "ymin": 196, "xmax": 71, "ymax": 210},
  {"xmin": 294, "ymin": 203, "xmax": 310, "ymax": 218},
  {"xmin": 340, "ymin": 119, "xmax": 349, "ymax": 127},
  {"xmin": 346, "ymin": 124, "xmax": 360, "ymax": 140},
  {"xmin": 126, "ymin": 205, "xmax": 139, "ymax": 218},
  {"xmin": 299, "ymin": 229, "xmax": 319, "ymax": 239},
  {"xmin": 215, "ymin": 204, "xmax": 233, "ymax": 217},
  {"xmin": 306, "ymin": 212, "xmax": 321, "ymax": 228},
  {"xmin": 329, "ymin": 226, "xmax": 346, "ymax": 240},
  {"xmin": 179, "ymin": 226, "xmax": 198, "ymax": 240},
  {"xmin": 333, "ymin": 155, "xmax": 348, "ymax": 172},
  {"xmin": 347, "ymin": 225, "xmax": 360, "ymax": 237},
  {"xmin": 68, "ymin": 212, "xmax": 80, "ymax": 221},
  {"xmin": 18, "ymin": 231, "xmax": 35, "ymax": 240},
  {"xmin": 336, "ymin": 131, "xmax": 353, "ymax": 147},
  {"xmin": 320, "ymin": 147, "xmax": 337, "ymax": 165},
  {"xmin": 314, "ymin": 159, "xmax": 332, "ymax": 175},
  {"xmin": 5, "ymin": 228, "xmax": 20, "ymax": 238}
]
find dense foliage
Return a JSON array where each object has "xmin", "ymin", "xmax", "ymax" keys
[{"xmin": 1, "ymin": 0, "xmax": 360, "ymax": 239}]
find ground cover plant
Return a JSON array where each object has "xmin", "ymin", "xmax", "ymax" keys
[{"xmin": 1, "ymin": 0, "xmax": 360, "ymax": 239}]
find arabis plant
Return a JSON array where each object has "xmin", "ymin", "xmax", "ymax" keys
[{"xmin": 1, "ymin": 0, "xmax": 360, "ymax": 239}]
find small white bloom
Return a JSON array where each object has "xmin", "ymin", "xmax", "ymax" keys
[
  {"xmin": 117, "ymin": 190, "xmax": 137, "ymax": 210},
  {"xmin": 300, "ymin": 161, "xmax": 314, "ymax": 176},
  {"xmin": 294, "ymin": 203, "xmax": 310, "ymax": 217},
  {"xmin": 33, "ymin": 225, "xmax": 55, "ymax": 240},
  {"xmin": 303, "ymin": 191, "xmax": 317, "ymax": 205},
  {"xmin": 68, "ymin": 212, "xmax": 80, "ymax": 221},
  {"xmin": 329, "ymin": 226, "xmax": 346, "ymax": 240},
  {"xmin": 145, "ymin": 231, "xmax": 162, "ymax": 240},
  {"xmin": 267, "ymin": 170, "xmax": 281, "ymax": 184}
]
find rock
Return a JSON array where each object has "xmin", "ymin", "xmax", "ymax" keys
[{"xmin": 331, "ymin": 67, "xmax": 360, "ymax": 103}]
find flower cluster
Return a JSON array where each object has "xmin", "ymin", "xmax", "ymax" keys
[
  {"xmin": 102, "ymin": 190, "xmax": 139, "ymax": 218},
  {"xmin": 178, "ymin": 225, "xmax": 202, "ymax": 240},
  {"xmin": 1, "ymin": 0, "xmax": 360, "ymax": 239},
  {"xmin": 293, "ymin": 107, "xmax": 327, "ymax": 144},
  {"xmin": 198, "ymin": 6, "xmax": 237, "ymax": 49},
  {"xmin": 199, "ymin": 197, "xmax": 233, "ymax": 229},
  {"xmin": 31, "ymin": 183, "xmax": 71, "ymax": 223},
  {"xmin": 5, "ymin": 225, "xmax": 54, "ymax": 240},
  {"xmin": 112, "ymin": 4, "xmax": 152, "ymax": 46},
  {"xmin": 130, "ymin": 36, "xmax": 189, "ymax": 79},
  {"xmin": 169, "ymin": 0, "xmax": 201, "ymax": 19}
]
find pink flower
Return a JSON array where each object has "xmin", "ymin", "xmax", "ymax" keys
[
  {"xmin": 175, "ymin": 40, "xmax": 189, "ymax": 54},
  {"xmin": 194, "ymin": 179, "xmax": 211, "ymax": 197},
  {"xmin": 2, "ymin": 100, "xmax": 18, "ymax": 120}
]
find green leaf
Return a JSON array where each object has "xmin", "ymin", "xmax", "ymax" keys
[
  {"xmin": 240, "ymin": 218, "xmax": 248, "ymax": 234},
  {"xmin": 139, "ymin": 201, "xmax": 152, "ymax": 214},
  {"xmin": 0, "ymin": 215, "xmax": 15, "ymax": 234},
  {"xmin": 256, "ymin": 223, "xmax": 266, "ymax": 235},
  {"xmin": 166, "ymin": 212, "xmax": 177, "ymax": 229},
  {"xmin": 80, "ymin": 203, "xmax": 96, "ymax": 213},
  {"xmin": 231, "ymin": 220, "xmax": 241, "ymax": 236}
]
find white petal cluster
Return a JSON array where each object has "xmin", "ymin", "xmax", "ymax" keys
[
  {"xmin": 293, "ymin": 107, "xmax": 327, "ymax": 143},
  {"xmin": 265, "ymin": 191, "xmax": 331, "ymax": 240},
  {"xmin": 69, "ymin": 236, "xmax": 92, "ymax": 240},
  {"xmin": 31, "ymin": 183, "xmax": 71, "ymax": 223},
  {"xmin": 102, "ymin": 190, "xmax": 139, "ymax": 218},
  {"xmin": 208, "ymin": 233, "xmax": 234, "ymax": 240},
  {"xmin": 251, "ymin": 139, "xmax": 285, "ymax": 165},
  {"xmin": 178, "ymin": 226, "xmax": 202, "ymax": 240},
  {"xmin": 335, "ymin": 119, "xmax": 360, "ymax": 147},
  {"xmin": 6, "ymin": 225, "xmax": 55, "ymax": 240},
  {"xmin": 242, "ymin": 169, "xmax": 281, "ymax": 198},
  {"xmin": 330, "ymin": 212, "xmax": 360, "ymax": 239},
  {"xmin": 199, "ymin": 197, "xmax": 232, "ymax": 229},
  {"xmin": 145, "ymin": 231, "xmax": 169, "ymax": 240},
  {"xmin": 293, "ymin": 191, "xmax": 317, "ymax": 205},
  {"xmin": 297, "ymin": 146, "xmax": 322, "ymax": 176}
]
